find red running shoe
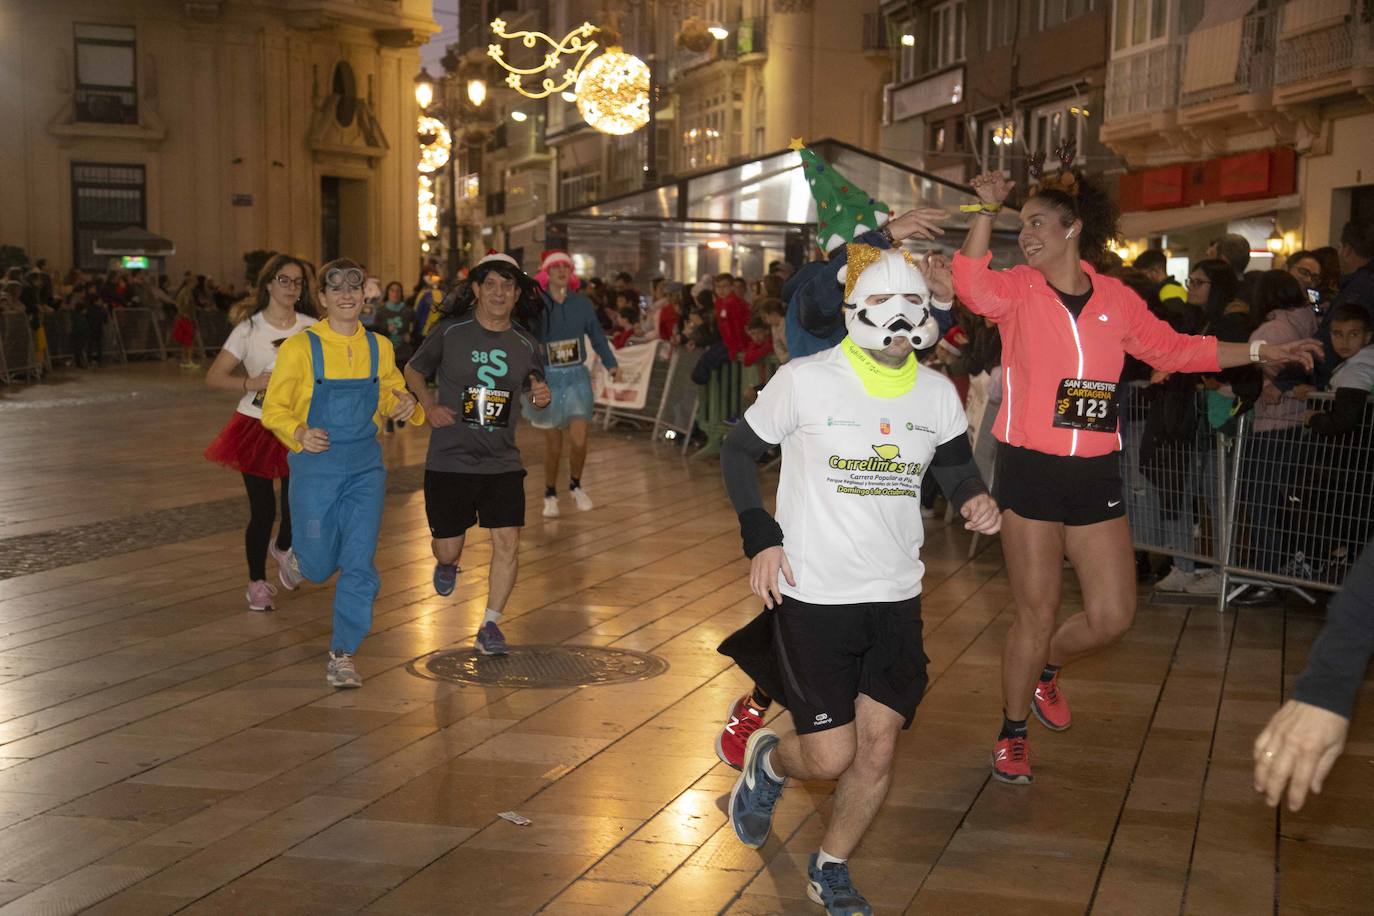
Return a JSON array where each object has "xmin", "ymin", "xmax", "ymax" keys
[
  {"xmin": 992, "ymin": 735, "xmax": 1033, "ymax": 784},
  {"xmin": 1033, "ymin": 673, "xmax": 1072, "ymax": 731},
  {"xmin": 716, "ymin": 695, "xmax": 766, "ymax": 769}
]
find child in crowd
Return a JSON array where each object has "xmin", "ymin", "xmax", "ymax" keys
[{"xmin": 612, "ymin": 305, "xmax": 639, "ymax": 348}]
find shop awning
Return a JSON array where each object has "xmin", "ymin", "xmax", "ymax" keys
[
  {"xmin": 91, "ymin": 226, "xmax": 176, "ymax": 256},
  {"xmin": 1119, "ymin": 194, "xmax": 1300, "ymax": 239}
]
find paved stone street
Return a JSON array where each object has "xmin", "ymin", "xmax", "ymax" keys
[{"xmin": 0, "ymin": 363, "xmax": 1368, "ymax": 915}]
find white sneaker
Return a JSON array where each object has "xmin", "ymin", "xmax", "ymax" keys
[
  {"xmin": 542, "ymin": 495, "xmax": 560, "ymax": 518},
  {"xmin": 1184, "ymin": 570, "xmax": 1222, "ymax": 595},
  {"xmin": 571, "ymin": 487, "xmax": 594, "ymax": 512},
  {"xmin": 1154, "ymin": 567, "xmax": 1197, "ymax": 592}
]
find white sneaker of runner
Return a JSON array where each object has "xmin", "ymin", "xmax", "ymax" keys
[
  {"xmin": 571, "ymin": 487, "xmax": 594, "ymax": 512},
  {"xmin": 543, "ymin": 495, "xmax": 561, "ymax": 518}
]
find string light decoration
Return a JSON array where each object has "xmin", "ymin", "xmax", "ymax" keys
[
  {"xmin": 487, "ymin": 17, "xmax": 600, "ymax": 100},
  {"xmin": 417, "ymin": 115, "xmax": 452, "ymax": 173},
  {"xmin": 417, "ymin": 174, "xmax": 438, "ymax": 237},
  {"xmin": 575, "ymin": 46, "xmax": 651, "ymax": 136}
]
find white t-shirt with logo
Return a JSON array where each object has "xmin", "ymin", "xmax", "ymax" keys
[
  {"xmin": 744, "ymin": 345, "xmax": 968, "ymax": 605},
  {"xmin": 221, "ymin": 312, "xmax": 316, "ymax": 418}
]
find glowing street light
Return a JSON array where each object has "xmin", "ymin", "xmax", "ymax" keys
[
  {"xmin": 414, "ymin": 69, "xmax": 435, "ymax": 110},
  {"xmin": 466, "ymin": 78, "xmax": 487, "ymax": 108}
]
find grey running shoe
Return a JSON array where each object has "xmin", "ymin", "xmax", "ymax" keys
[
  {"xmin": 475, "ymin": 621, "xmax": 509, "ymax": 656},
  {"xmin": 807, "ymin": 854, "xmax": 872, "ymax": 916},
  {"xmin": 270, "ymin": 544, "xmax": 304, "ymax": 590},
  {"xmin": 326, "ymin": 651, "xmax": 362, "ymax": 688},
  {"xmin": 729, "ymin": 728, "xmax": 784, "ymax": 848}
]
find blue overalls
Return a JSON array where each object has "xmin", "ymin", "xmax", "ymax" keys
[{"xmin": 288, "ymin": 330, "xmax": 386, "ymax": 654}]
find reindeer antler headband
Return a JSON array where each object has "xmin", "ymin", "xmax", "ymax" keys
[{"xmin": 1029, "ymin": 140, "xmax": 1079, "ymax": 198}]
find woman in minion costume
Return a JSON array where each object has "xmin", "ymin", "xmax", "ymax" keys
[{"xmin": 261, "ymin": 258, "xmax": 421, "ymax": 689}]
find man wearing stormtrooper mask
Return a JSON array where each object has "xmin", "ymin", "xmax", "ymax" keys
[{"xmin": 715, "ymin": 244, "xmax": 1002, "ymax": 915}]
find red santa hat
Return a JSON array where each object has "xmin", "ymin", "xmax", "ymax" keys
[
  {"xmin": 476, "ymin": 249, "xmax": 520, "ymax": 269},
  {"xmin": 539, "ymin": 249, "xmax": 574, "ymax": 272}
]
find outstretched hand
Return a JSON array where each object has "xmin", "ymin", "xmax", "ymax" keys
[
  {"xmin": 887, "ymin": 208, "xmax": 948, "ymax": 243},
  {"xmin": 1261, "ymin": 338, "xmax": 1325, "ymax": 373}
]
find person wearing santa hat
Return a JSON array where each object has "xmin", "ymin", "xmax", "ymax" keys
[
  {"xmin": 403, "ymin": 251, "xmax": 551, "ymax": 656},
  {"xmin": 526, "ymin": 249, "xmax": 621, "ymax": 518}
]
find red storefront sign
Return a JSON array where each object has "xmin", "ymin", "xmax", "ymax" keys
[{"xmin": 1120, "ymin": 147, "xmax": 1296, "ymax": 212}]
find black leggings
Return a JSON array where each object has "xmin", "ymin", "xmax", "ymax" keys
[{"xmin": 243, "ymin": 473, "xmax": 291, "ymax": 581}]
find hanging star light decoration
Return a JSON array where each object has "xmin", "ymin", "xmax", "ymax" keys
[{"xmin": 487, "ymin": 18, "xmax": 600, "ymax": 100}]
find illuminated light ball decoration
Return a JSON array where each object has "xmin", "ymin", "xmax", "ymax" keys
[
  {"xmin": 417, "ymin": 115, "xmax": 452, "ymax": 173},
  {"xmin": 575, "ymin": 47, "xmax": 650, "ymax": 136},
  {"xmin": 418, "ymin": 174, "xmax": 438, "ymax": 237}
]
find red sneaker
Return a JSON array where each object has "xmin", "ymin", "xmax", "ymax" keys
[
  {"xmin": 716, "ymin": 695, "xmax": 766, "ymax": 769},
  {"xmin": 1033, "ymin": 673, "xmax": 1072, "ymax": 731},
  {"xmin": 992, "ymin": 735, "xmax": 1033, "ymax": 784}
]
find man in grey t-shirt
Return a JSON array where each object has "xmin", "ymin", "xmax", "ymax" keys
[{"xmin": 404, "ymin": 253, "xmax": 550, "ymax": 656}]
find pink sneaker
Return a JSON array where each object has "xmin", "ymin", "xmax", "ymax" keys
[
  {"xmin": 246, "ymin": 580, "xmax": 278, "ymax": 612},
  {"xmin": 270, "ymin": 544, "xmax": 304, "ymax": 590}
]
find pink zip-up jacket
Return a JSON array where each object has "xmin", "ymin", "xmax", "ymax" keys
[{"xmin": 953, "ymin": 252, "xmax": 1221, "ymax": 457}]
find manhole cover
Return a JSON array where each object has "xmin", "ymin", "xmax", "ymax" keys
[{"xmin": 406, "ymin": 644, "xmax": 670, "ymax": 688}]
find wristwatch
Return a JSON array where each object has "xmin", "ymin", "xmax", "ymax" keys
[
  {"xmin": 879, "ymin": 224, "xmax": 895, "ymax": 244},
  {"xmin": 1249, "ymin": 339, "xmax": 1267, "ymax": 363}
]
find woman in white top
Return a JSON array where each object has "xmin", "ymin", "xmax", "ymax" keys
[{"xmin": 204, "ymin": 255, "xmax": 318, "ymax": 611}]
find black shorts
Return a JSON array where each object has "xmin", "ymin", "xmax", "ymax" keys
[
  {"xmin": 770, "ymin": 594, "xmax": 929, "ymax": 735},
  {"xmin": 423, "ymin": 469, "xmax": 526, "ymax": 537},
  {"xmin": 994, "ymin": 443, "xmax": 1125, "ymax": 526}
]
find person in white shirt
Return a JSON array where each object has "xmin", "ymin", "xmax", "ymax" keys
[
  {"xmin": 204, "ymin": 255, "xmax": 318, "ymax": 611},
  {"xmin": 718, "ymin": 245, "xmax": 1001, "ymax": 916}
]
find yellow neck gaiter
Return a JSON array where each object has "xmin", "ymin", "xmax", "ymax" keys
[{"xmin": 841, "ymin": 336, "xmax": 917, "ymax": 398}]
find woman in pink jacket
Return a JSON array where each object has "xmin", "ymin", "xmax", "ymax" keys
[{"xmin": 954, "ymin": 168, "xmax": 1322, "ymax": 786}]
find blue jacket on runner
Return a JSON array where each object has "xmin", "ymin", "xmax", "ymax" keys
[
  {"xmin": 783, "ymin": 230, "xmax": 954, "ymax": 360},
  {"xmin": 536, "ymin": 289, "xmax": 619, "ymax": 370}
]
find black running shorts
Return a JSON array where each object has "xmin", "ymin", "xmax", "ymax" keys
[
  {"xmin": 770, "ymin": 594, "xmax": 929, "ymax": 735},
  {"xmin": 993, "ymin": 443, "xmax": 1125, "ymax": 527},
  {"xmin": 424, "ymin": 469, "xmax": 526, "ymax": 537}
]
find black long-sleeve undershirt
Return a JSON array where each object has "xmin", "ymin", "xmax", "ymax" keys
[{"xmin": 1292, "ymin": 538, "xmax": 1374, "ymax": 719}]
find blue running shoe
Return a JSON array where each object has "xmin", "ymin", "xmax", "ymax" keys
[
  {"xmin": 729, "ymin": 728, "xmax": 784, "ymax": 848},
  {"xmin": 475, "ymin": 620, "xmax": 509, "ymax": 656},
  {"xmin": 807, "ymin": 855, "xmax": 872, "ymax": 916},
  {"xmin": 433, "ymin": 563, "xmax": 458, "ymax": 596}
]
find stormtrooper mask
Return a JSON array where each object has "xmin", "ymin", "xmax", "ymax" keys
[{"xmin": 836, "ymin": 245, "xmax": 939, "ymax": 351}]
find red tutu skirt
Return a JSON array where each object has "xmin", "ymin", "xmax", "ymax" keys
[
  {"xmin": 205, "ymin": 412, "xmax": 289, "ymax": 479},
  {"xmin": 171, "ymin": 315, "xmax": 196, "ymax": 346}
]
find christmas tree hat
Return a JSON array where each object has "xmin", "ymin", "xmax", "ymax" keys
[{"xmin": 791, "ymin": 138, "xmax": 893, "ymax": 253}]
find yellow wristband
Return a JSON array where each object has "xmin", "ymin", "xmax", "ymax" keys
[{"xmin": 958, "ymin": 202, "xmax": 1002, "ymax": 214}]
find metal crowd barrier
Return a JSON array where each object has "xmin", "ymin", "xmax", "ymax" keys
[
  {"xmin": 193, "ymin": 308, "xmax": 231, "ymax": 357},
  {"xmin": 114, "ymin": 307, "xmax": 168, "ymax": 360},
  {"xmin": 44, "ymin": 311, "xmax": 78, "ymax": 367},
  {"xmin": 692, "ymin": 356, "xmax": 744, "ymax": 459},
  {"xmin": 1119, "ymin": 381, "xmax": 1372, "ymax": 608},
  {"xmin": 0, "ymin": 313, "xmax": 37, "ymax": 382}
]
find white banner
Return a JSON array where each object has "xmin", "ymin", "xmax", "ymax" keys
[{"xmin": 588, "ymin": 340, "xmax": 657, "ymax": 411}]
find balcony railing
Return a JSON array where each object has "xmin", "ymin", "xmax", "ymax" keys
[
  {"xmin": 1105, "ymin": 42, "xmax": 1183, "ymax": 121},
  {"xmin": 1180, "ymin": 7, "xmax": 1276, "ymax": 106},
  {"xmin": 1275, "ymin": 2, "xmax": 1374, "ymax": 84},
  {"xmin": 863, "ymin": 13, "xmax": 891, "ymax": 52}
]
